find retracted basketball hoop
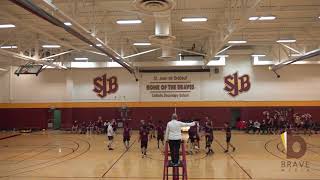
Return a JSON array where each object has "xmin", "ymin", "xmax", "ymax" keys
[{"xmin": 14, "ymin": 63, "xmax": 43, "ymax": 76}]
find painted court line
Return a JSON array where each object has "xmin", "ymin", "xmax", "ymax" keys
[
  {"xmin": 215, "ymin": 139, "xmax": 253, "ymax": 179},
  {"xmin": 101, "ymin": 139, "xmax": 137, "ymax": 178},
  {"xmin": 0, "ymin": 134, "xmax": 21, "ymax": 140}
]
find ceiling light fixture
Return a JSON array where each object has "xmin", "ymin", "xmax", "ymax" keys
[
  {"xmin": 259, "ymin": 16, "xmax": 276, "ymax": 20},
  {"xmin": 0, "ymin": 24, "xmax": 15, "ymax": 28},
  {"xmin": 251, "ymin": 54, "xmax": 266, "ymax": 57},
  {"xmin": 64, "ymin": 22, "xmax": 72, "ymax": 26},
  {"xmin": 133, "ymin": 42, "xmax": 151, "ymax": 46},
  {"xmin": 74, "ymin": 57, "xmax": 88, "ymax": 61},
  {"xmin": 181, "ymin": 17, "xmax": 208, "ymax": 22},
  {"xmin": 42, "ymin": 45, "xmax": 61, "ymax": 48},
  {"xmin": 290, "ymin": 54, "xmax": 303, "ymax": 57},
  {"xmin": 0, "ymin": 45, "xmax": 17, "ymax": 49},
  {"xmin": 249, "ymin": 16, "xmax": 259, "ymax": 21},
  {"xmin": 276, "ymin": 39, "xmax": 296, "ymax": 43},
  {"xmin": 228, "ymin": 40, "xmax": 247, "ymax": 44},
  {"xmin": 116, "ymin": 20, "xmax": 142, "ymax": 24}
]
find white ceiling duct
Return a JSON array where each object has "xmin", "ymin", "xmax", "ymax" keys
[
  {"xmin": 133, "ymin": 1, "xmax": 176, "ymax": 59},
  {"xmin": 158, "ymin": 45, "xmax": 174, "ymax": 60},
  {"xmin": 133, "ymin": 0, "xmax": 176, "ymax": 13},
  {"xmin": 149, "ymin": 12, "xmax": 176, "ymax": 42},
  {"xmin": 149, "ymin": 12, "xmax": 176, "ymax": 59}
]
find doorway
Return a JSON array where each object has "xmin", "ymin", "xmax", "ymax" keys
[
  {"xmin": 230, "ymin": 108, "xmax": 241, "ymax": 128},
  {"xmin": 53, "ymin": 110, "xmax": 61, "ymax": 130}
]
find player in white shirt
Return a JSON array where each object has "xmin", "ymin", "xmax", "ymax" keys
[{"xmin": 107, "ymin": 122, "xmax": 114, "ymax": 150}]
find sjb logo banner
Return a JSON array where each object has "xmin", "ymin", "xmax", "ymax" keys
[
  {"xmin": 93, "ymin": 74, "xmax": 118, "ymax": 98},
  {"xmin": 224, "ymin": 72, "xmax": 251, "ymax": 97}
]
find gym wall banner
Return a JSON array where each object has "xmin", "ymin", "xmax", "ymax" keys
[{"xmin": 140, "ymin": 73, "xmax": 200, "ymax": 101}]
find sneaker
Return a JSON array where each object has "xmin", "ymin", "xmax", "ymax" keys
[{"xmin": 224, "ymin": 150, "xmax": 228, "ymax": 153}]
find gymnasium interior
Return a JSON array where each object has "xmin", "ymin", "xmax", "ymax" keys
[{"xmin": 0, "ymin": 0, "xmax": 319, "ymax": 180}]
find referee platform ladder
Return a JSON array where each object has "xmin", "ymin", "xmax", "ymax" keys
[{"xmin": 163, "ymin": 141, "xmax": 188, "ymax": 180}]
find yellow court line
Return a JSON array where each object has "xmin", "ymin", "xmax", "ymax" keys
[{"xmin": 0, "ymin": 101, "xmax": 320, "ymax": 108}]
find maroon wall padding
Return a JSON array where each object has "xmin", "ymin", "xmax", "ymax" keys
[
  {"xmin": 0, "ymin": 108, "xmax": 47, "ymax": 130},
  {"xmin": 1, "ymin": 107, "xmax": 319, "ymax": 130},
  {"xmin": 60, "ymin": 107, "xmax": 231, "ymax": 129},
  {"xmin": 240, "ymin": 107, "xmax": 275, "ymax": 121}
]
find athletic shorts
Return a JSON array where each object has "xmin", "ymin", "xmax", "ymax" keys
[
  {"xmin": 226, "ymin": 136, "xmax": 231, "ymax": 143},
  {"xmin": 206, "ymin": 136, "xmax": 213, "ymax": 147},
  {"xmin": 189, "ymin": 137, "xmax": 196, "ymax": 143},
  {"xmin": 123, "ymin": 137, "xmax": 130, "ymax": 142},
  {"xmin": 195, "ymin": 136, "xmax": 200, "ymax": 141},
  {"xmin": 141, "ymin": 141, "xmax": 148, "ymax": 149},
  {"xmin": 157, "ymin": 136, "xmax": 164, "ymax": 141},
  {"xmin": 206, "ymin": 136, "xmax": 213, "ymax": 142},
  {"xmin": 108, "ymin": 136, "xmax": 114, "ymax": 141}
]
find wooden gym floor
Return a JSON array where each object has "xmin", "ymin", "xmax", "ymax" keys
[{"xmin": 0, "ymin": 130, "xmax": 319, "ymax": 180}]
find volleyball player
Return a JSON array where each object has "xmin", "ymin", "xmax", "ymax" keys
[
  {"xmin": 139, "ymin": 121, "xmax": 149, "ymax": 158},
  {"xmin": 267, "ymin": 117, "xmax": 274, "ymax": 134},
  {"xmin": 303, "ymin": 114, "xmax": 312, "ymax": 136},
  {"xmin": 148, "ymin": 121, "xmax": 156, "ymax": 139},
  {"xmin": 194, "ymin": 120, "xmax": 200, "ymax": 150},
  {"xmin": 246, "ymin": 120, "xmax": 254, "ymax": 134},
  {"xmin": 188, "ymin": 123, "xmax": 197, "ymax": 154},
  {"xmin": 107, "ymin": 122, "xmax": 114, "ymax": 150},
  {"xmin": 123, "ymin": 122, "xmax": 131, "ymax": 150},
  {"xmin": 224, "ymin": 122, "xmax": 236, "ymax": 153},
  {"xmin": 95, "ymin": 116, "xmax": 103, "ymax": 134},
  {"xmin": 71, "ymin": 120, "xmax": 78, "ymax": 133},
  {"xmin": 80, "ymin": 121, "xmax": 86, "ymax": 134},
  {"xmin": 156, "ymin": 120, "xmax": 165, "ymax": 148},
  {"xmin": 204, "ymin": 117, "xmax": 214, "ymax": 154},
  {"xmin": 111, "ymin": 119, "xmax": 117, "ymax": 134}
]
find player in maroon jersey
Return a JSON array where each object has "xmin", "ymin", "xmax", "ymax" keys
[
  {"xmin": 139, "ymin": 121, "xmax": 149, "ymax": 158},
  {"xmin": 123, "ymin": 122, "xmax": 131, "ymax": 150},
  {"xmin": 224, "ymin": 122, "xmax": 235, "ymax": 153},
  {"xmin": 204, "ymin": 117, "xmax": 214, "ymax": 155},
  {"xmin": 156, "ymin": 120, "xmax": 165, "ymax": 149},
  {"xmin": 188, "ymin": 121, "xmax": 198, "ymax": 154}
]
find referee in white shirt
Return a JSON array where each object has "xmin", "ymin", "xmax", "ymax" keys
[{"xmin": 165, "ymin": 113, "xmax": 195, "ymax": 166}]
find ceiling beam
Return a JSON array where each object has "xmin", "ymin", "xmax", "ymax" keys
[
  {"xmin": 40, "ymin": 50, "xmax": 75, "ymax": 60},
  {"xmin": 270, "ymin": 48, "xmax": 320, "ymax": 71},
  {"xmin": 0, "ymin": 49, "xmax": 67, "ymax": 69},
  {"xmin": 0, "ymin": 9, "xmax": 79, "ymax": 50},
  {"xmin": 204, "ymin": 0, "xmax": 262, "ymax": 64},
  {"xmin": 9, "ymin": 0, "xmax": 135, "ymax": 75}
]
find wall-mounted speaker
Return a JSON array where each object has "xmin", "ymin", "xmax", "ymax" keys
[{"xmin": 214, "ymin": 67, "xmax": 219, "ymax": 74}]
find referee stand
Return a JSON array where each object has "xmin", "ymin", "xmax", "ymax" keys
[{"xmin": 163, "ymin": 140, "xmax": 188, "ymax": 180}]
